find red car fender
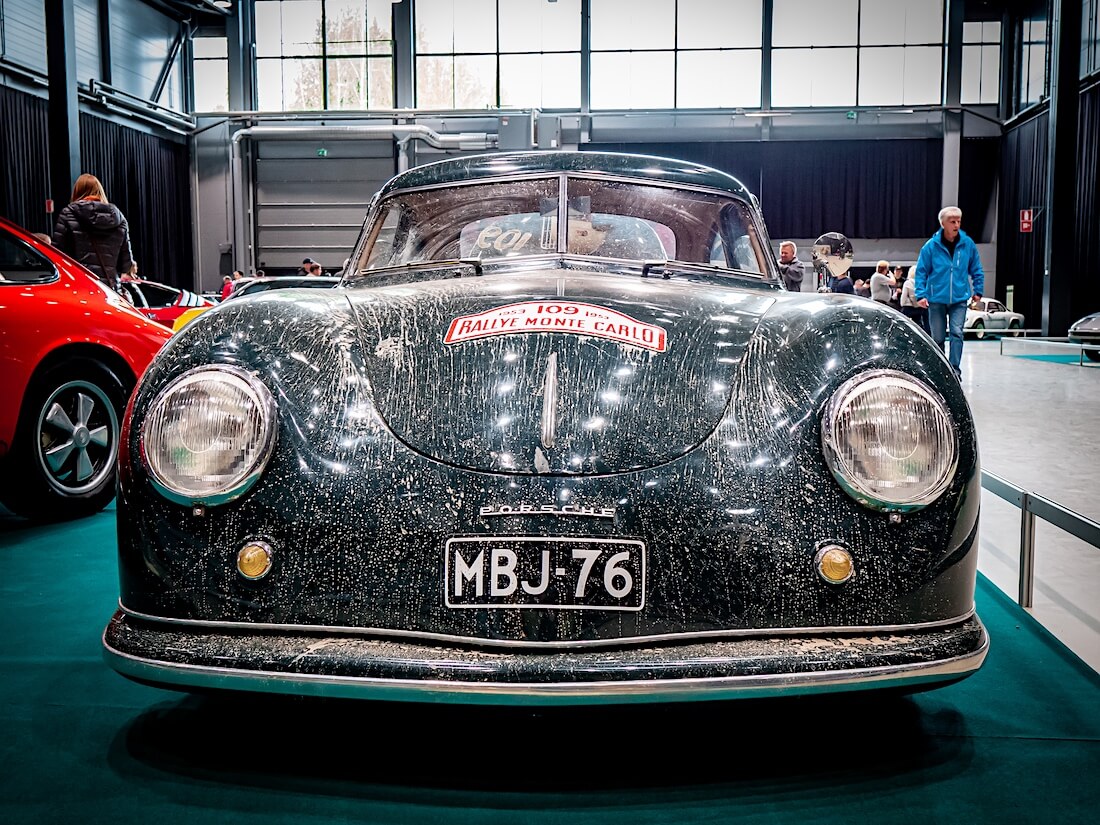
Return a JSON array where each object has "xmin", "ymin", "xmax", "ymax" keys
[{"xmin": 0, "ymin": 220, "xmax": 171, "ymax": 457}]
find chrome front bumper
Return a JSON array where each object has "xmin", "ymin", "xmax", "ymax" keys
[{"xmin": 103, "ymin": 610, "xmax": 988, "ymax": 705}]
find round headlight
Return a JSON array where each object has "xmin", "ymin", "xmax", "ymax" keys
[
  {"xmin": 142, "ymin": 365, "xmax": 277, "ymax": 505},
  {"xmin": 821, "ymin": 370, "xmax": 957, "ymax": 511}
]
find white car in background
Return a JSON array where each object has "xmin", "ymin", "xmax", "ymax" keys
[
  {"xmin": 1068, "ymin": 311, "xmax": 1100, "ymax": 362},
  {"xmin": 965, "ymin": 297, "xmax": 1024, "ymax": 339}
]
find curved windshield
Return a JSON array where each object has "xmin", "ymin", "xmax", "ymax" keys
[{"xmin": 358, "ymin": 175, "xmax": 768, "ymax": 275}]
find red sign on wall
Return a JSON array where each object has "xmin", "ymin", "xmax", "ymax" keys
[{"xmin": 1020, "ymin": 209, "xmax": 1033, "ymax": 233}]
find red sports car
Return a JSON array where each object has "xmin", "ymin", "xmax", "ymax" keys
[
  {"xmin": 118, "ymin": 275, "xmax": 214, "ymax": 327},
  {"xmin": 0, "ymin": 216, "xmax": 171, "ymax": 520}
]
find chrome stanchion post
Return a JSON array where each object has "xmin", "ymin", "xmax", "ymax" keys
[{"xmin": 1018, "ymin": 493, "xmax": 1036, "ymax": 608}]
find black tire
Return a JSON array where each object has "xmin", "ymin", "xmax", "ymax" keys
[
  {"xmin": 0, "ymin": 358, "xmax": 130, "ymax": 521},
  {"xmin": 1085, "ymin": 348, "xmax": 1100, "ymax": 363},
  {"xmin": 1008, "ymin": 320, "xmax": 1021, "ymax": 337},
  {"xmin": 971, "ymin": 319, "xmax": 985, "ymax": 340}
]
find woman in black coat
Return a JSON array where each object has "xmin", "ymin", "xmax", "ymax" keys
[{"xmin": 52, "ymin": 173, "xmax": 134, "ymax": 290}]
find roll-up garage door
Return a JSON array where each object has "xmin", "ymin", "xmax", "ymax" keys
[{"xmin": 252, "ymin": 138, "xmax": 395, "ymax": 275}]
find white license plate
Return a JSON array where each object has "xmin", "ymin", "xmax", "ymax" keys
[{"xmin": 444, "ymin": 536, "xmax": 646, "ymax": 610}]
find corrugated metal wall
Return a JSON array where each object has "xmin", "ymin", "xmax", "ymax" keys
[
  {"xmin": 2, "ymin": 0, "xmax": 47, "ymax": 72},
  {"xmin": 109, "ymin": 0, "xmax": 181, "ymax": 107},
  {"xmin": 0, "ymin": 0, "xmax": 180, "ymax": 106},
  {"xmin": 74, "ymin": 0, "xmax": 101, "ymax": 86}
]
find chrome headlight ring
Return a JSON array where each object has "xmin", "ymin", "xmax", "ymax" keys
[
  {"xmin": 141, "ymin": 364, "xmax": 278, "ymax": 506},
  {"xmin": 821, "ymin": 369, "xmax": 958, "ymax": 512}
]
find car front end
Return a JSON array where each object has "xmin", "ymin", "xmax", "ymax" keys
[
  {"xmin": 103, "ymin": 152, "xmax": 986, "ymax": 704},
  {"xmin": 1069, "ymin": 312, "xmax": 1100, "ymax": 361}
]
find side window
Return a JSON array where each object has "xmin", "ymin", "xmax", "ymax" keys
[{"xmin": 0, "ymin": 231, "xmax": 56, "ymax": 284}]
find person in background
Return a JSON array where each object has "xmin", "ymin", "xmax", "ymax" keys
[
  {"xmin": 307, "ymin": 262, "xmax": 324, "ymax": 276},
  {"xmin": 870, "ymin": 260, "xmax": 896, "ymax": 305},
  {"xmin": 777, "ymin": 241, "xmax": 805, "ymax": 292},
  {"xmin": 31, "ymin": 232, "xmax": 52, "ymax": 245},
  {"xmin": 914, "ymin": 205, "xmax": 984, "ymax": 380},
  {"xmin": 221, "ymin": 275, "xmax": 234, "ymax": 301},
  {"xmin": 832, "ymin": 271, "xmax": 855, "ymax": 294},
  {"xmin": 853, "ymin": 278, "xmax": 871, "ymax": 297},
  {"xmin": 297, "ymin": 258, "xmax": 315, "ymax": 275},
  {"xmin": 889, "ymin": 265, "xmax": 905, "ymax": 308},
  {"xmin": 900, "ymin": 264, "xmax": 930, "ymax": 333},
  {"xmin": 52, "ymin": 173, "xmax": 134, "ymax": 290}
]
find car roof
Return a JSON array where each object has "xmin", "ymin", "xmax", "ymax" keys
[{"xmin": 375, "ymin": 150, "xmax": 755, "ymax": 201}]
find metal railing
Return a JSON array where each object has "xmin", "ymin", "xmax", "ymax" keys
[
  {"xmin": 972, "ymin": 326, "xmax": 1045, "ymax": 339},
  {"xmin": 997, "ymin": 335, "xmax": 1100, "ymax": 365},
  {"xmin": 980, "ymin": 470, "xmax": 1100, "ymax": 607}
]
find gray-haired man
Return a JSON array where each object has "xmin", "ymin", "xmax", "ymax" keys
[{"xmin": 914, "ymin": 206, "xmax": 985, "ymax": 380}]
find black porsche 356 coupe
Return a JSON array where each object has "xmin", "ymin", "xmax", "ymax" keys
[{"xmin": 104, "ymin": 150, "xmax": 987, "ymax": 704}]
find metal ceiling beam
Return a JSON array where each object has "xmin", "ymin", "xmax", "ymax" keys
[{"xmin": 138, "ymin": 0, "xmax": 230, "ymax": 22}]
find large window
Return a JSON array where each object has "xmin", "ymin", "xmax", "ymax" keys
[
  {"xmin": 1085, "ymin": 0, "xmax": 1100, "ymax": 78},
  {"xmin": 415, "ymin": 0, "xmax": 581, "ymax": 109},
  {"xmin": 590, "ymin": 0, "xmax": 761, "ymax": 109},
  {"xmin": 255, "ymin": 0, "xmax": 394, "ymax": 111},
  {"xmin": 772, "ymin": 0, "xmax": 943, "ymax": 107},
  {"xmin": 229, "ymin": 0, "xmax": 994, "ymax": 114},
  {"xmin": 193, "ymin": 35, "xmax": 229, "ymax": 113},
  {"xmin": 962, "ymin": 21, "xmax": 1001, "ymax": 105},
  {"xmin": 1018, "ymin": 15, "xmax": 1048, "ymax": 109}
]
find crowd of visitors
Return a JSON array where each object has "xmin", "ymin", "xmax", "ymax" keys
[{"xmin": 792, "ymin": 204, "xmax": 984, "ymax": 380}]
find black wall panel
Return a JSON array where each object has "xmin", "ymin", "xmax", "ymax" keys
[
  {"xmin": 79, "ymin": 114, "xmax": 193, "ymax": 288},
  {"xmin": 585, "ymin": 139, "xmax": 943, "ymax": 240},
  {"xmin": 959, "ymin": 136, "xmax": 1000, "ymax": 242},
  {"xmin": 0, "ymin": 85, "xmax": 52, "ymax": 234},
  {"xmin": 1074, "ymin": 84, "xmax": 1100, "ymax": 320},
  {"xmin": 996, "ymin": 113, "xmax": 1047, "ymax": 326}
]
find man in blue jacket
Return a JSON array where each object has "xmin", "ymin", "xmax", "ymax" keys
[{"xmin": 914, "ymin": 206, "xmax": 985, "ymax": 380}]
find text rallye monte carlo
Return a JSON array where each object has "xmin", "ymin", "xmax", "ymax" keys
[{"xmin": 104, "ymin": 151, "xmax": 987, "ymax": 704}]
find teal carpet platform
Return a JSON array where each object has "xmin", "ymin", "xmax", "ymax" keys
[{"xmin": 2, "ymin": 504, "xmax": 1098, "ymax": 824}]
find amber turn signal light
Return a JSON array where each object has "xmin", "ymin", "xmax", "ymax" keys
[
  {"xmin": 237, "ymin": 541, "xmax": 273, "ymax": 580},
  {"xmin": 815, "ymin": 544, "xmax": 854, "ymax": 584}
]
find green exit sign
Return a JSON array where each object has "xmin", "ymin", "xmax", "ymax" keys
[{"xmin": 316, "ymin": 148, "xmax": 329, "ymax": 157}]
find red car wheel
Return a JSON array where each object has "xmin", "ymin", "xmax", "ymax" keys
[{"xmin": 0, "ymin": 358, "xmax": 131, "ymax": 521}]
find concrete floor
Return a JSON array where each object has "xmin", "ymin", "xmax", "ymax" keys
[{"xmin": 961, "ymin": 338, "xmax": 1100, "ymax": 672}]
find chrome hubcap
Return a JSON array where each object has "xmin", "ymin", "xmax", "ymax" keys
[{"xmin": 36, "ymin": 381, "xmax": 118, "ymax": 495}]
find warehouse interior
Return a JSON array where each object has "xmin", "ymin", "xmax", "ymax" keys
[{"xmin": 1, "ymin": 1, "xmax": 1098, "ymax": 822}]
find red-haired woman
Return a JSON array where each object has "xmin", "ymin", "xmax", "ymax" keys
[{"xmin": 52, "ymin": 173, "xmax": 134, "ymax": 290}]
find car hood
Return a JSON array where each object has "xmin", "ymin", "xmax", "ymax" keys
[{"xmin": 347, "ymin": 268, "xmax": 776, "ymax": 474}]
